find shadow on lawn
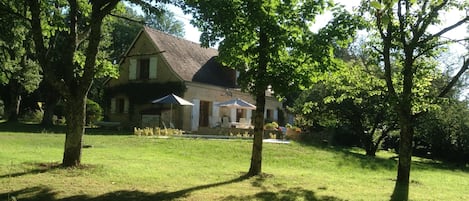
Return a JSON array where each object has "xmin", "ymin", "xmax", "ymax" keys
[
  {"xmin": 1, "ymin": 185, "xmax": 343, "ymax": 201},
  {"xmin": 1, "ymin": 171, "xmax": 343, "ymax": 201},
  {"xmin": 0, "ymin": 121, "xmax": 131, "ymax": 135},
  {"xmin": 222, "ymin": 187, "xmax": 345, "ymax": 201},
  {"xmin": 299, "ymin": 140, "xmax": 468, "ymax": 173},
  {"xmin": 0, "ymin": 162, "xmax": 64, "ymax": 179}
]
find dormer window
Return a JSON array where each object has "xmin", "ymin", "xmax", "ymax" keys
[{"xmin": 129, "ymin": 57, "xmax": 157, "ymax": 80}]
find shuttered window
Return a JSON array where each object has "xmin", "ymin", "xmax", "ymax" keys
[{"xmin": 128, "ymin": 57, "xmax": 157, "ymax": 81}]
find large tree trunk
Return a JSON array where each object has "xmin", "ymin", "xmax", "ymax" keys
[
  {"xmin": 247, "ymin": 28, "xmax": 269, "ymax": 177},
  {"xmin": 391, "ymin": 98, "xmax": 414, "ymax": 201},
  {"xmin": 62, "ymin": 95, "xmax": 87, "ymax": 167},
  {"xmin": 248, "ymin": 91, "xmax": 266, "ymax": 176},
  {"xmin": 391, "ymin": 112, "xmax": 414, "ymax": 201},
  {"xmin": 391, "ymin": 44, "xmax": 415, "ymax": 200}
]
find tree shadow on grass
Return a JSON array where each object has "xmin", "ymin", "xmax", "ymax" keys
[
  {"xmin": 0, "ymin": 162, "xmax": 62, "ymax": 179},
  {"xmin": 298, "ymin": 139, "xmax": 469, "ymax": 173},
  {"xmin": 411, "ymin": 159, "xmax": 469, "ymax": 173},
  {"xmin": 1, "ymin": 172, "xmax": 345, "ymax": 201},
  {"xmin": 223, "ymin": 187, "xmax": 345, "ymax": 201},
  {"xmin": 2, "ymin": 186, "xmax": 344, "ymax": 201},
  {"xmin": 0, "ymin": 121, "xmax": 131, "ymax": 135},
  {"xmin": 1, "ymin": 174, "xmax": 252, "ymax": 201},
  {"xmin": 298, "ymin": 140, "xmax": 396, "ymax": 171},
  {"xmin": 334, "ymin": 148, "xmax": 396, "ymax": 171},
  {"xmin": 0, "ymin": 121, "xmax": 66, "ymax": 134}
]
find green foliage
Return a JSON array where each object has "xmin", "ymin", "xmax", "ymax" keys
[
  {"xmin": 107, "ymin": 4, "xmax": 144, "ymax": 62},
  {"xmin": 86, "ymin": 99, "xmax": 103, "ymax": 125},
  {"xmin": 184, "ymin": 0, "xmax": 339, "ymax": 96},
  {"xmin": 415, "ymin": 100, "xmax": 469, "ymax": 163},
  {"xmin": 290, "ymin": 58, "xmax": 398, "ymax": 155},
  {"xmin": 144, "ymin": 6, "xmax": 185, "ymax": 37},
  {"xmin": 0, "ymin": 1, "xmax": 42, "ymax": 94},
  {"xmin": 361, "ymin": 0, "xmax": 469, "ymax": 198},
  {"xmin": 264, "ymin": 122, "xmax": 279, "ymax": 130},
  {"xmin": 18, "ymin": 109, "xmax": 44, "ymax": 123}
]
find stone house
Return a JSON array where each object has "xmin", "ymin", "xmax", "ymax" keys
[{"xmin": 104, "ymin": 27, "xmax": 283, "ymax": 131}]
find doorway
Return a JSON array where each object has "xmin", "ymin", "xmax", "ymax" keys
[{"xmin": 199, "ymin": 101, "xmax": 210, "ymax": 127}]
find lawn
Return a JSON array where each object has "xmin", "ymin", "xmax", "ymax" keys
[{"xmin": 0, "ymin": 125, "xmax": 468, "ymax": 201}]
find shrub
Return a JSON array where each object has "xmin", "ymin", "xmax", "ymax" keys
[
  {"xmin": 86, "ymin": 99, "xmax": 103, "ymax": 126},
  {"xmin": 264, "ymin": 122, "xmax": 279, "ymax": 130},
  {"xmin": 134, "ymin": 127, "xmax": 183, "ymax": 136},
  {"xmin": 19, "ymin": 109, "xmax": 44, "ymax": 123}
]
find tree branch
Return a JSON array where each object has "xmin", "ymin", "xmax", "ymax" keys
[
  {"xmin": 413, "ymin": 0, "xmax": 449, "ymax": 43},
  {"xmin": 28, "ymin": 0, "xmax": 71, "ymax": 97},
  {"xmin": 371, "ymin": 45, "xmax": 384, "ymax": 55},
  {"xmin": 438, "ymin": 57, "xmax": 469, "ymax": 98},
  {"xmin": 418, "ymin": 16, "xmax": 469, "ymax": 46},
  {"xmin": 413, "ymin": 39, "xmax": 452, "ymax": 60},
  {"xmin": 109, "ymin": 13, "xmax": 145, "ymax": 24}
]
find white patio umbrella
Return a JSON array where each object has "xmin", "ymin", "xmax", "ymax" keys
[
  {"xmin": 151, "ymin": 94, "xmax": 194, "ymax": 126},
  {"xmin": 217, "ymin": 98, "xmax": 256, "ymax": 110}
]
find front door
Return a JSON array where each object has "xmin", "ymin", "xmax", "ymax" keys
[{"xmin": 199, "ymin": 101, "xmax": 210, "ymax": 127}]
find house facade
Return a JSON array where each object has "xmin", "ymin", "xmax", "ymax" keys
[{"xmin": 105, "ymin": 27, "xmax": 283, "ymax": 131}]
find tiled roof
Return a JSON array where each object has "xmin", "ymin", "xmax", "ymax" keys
[{"xmin": 143, "ymin": 27, "xmax": 237, "ymax": 88}]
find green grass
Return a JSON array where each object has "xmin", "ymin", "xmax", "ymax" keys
[{"xmin": 0, "ymin": 124, "xmax": 468, "ymax": 200}]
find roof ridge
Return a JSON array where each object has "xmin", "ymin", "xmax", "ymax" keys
[
  {"xmin": 143, "ymin": 26, "xmax": 217, "ymax": 51},
  {"xmin": 140, "ymin": 26, "xmax": 235, "ymax": 88}
]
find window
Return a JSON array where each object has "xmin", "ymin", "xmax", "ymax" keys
[
  {"xmin": 116, "ymin": 98, "xmax": 126, "ymax": 113},
  {"xmin": 111, "ymin": 97, "xmax": 128, "ymax": 114},
  {"xmin": 129, "ymin": 57, "xmax": 157, "ymax": 80},
  {"xmin": 138, "ymin": 58, "xmax": 150, "ymax": 80},
  {"xmin": 266, "ymin": 109, "xmax": 273, "ymax": 121}
]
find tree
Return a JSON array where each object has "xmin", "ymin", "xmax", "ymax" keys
[
  {"xmin": 27, "ymin": 0, "xmax": 123, "ymax": 167},
  {"xmin": 0, "ymin": 0, "xmax": 42, "ymax": 121},
  {"xmin": 291, "ymin": 59, "xmax": 397, "ymax": 156},
  {"xmin": 184, "ymin": 0, "xmax": 362, "ymax": 176},
  {"xmin": 415, "ymin": 99, "xmax": 469, "ymax": 163},
  {"xmin": 144, "ymin": 7, "xmax": 185, "ymax": 37},
  {"xmin": 362, "ymin": 0, "xmax": 469, "ymax": 200},
  {"xmin": 184, "ymin": 0, "xmax": 328, "ymax": 176}
]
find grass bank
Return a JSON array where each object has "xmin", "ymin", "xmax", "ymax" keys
[{"xmin": 0, "ymin": 129, "xmax": 468, "ymax": 200}]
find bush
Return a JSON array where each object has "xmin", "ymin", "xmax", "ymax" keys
[
  {"xmin": 264, "ymin": 122, "xmax": 279, "ymax": 130},
  {"xmin": 414, "ymin": 100, "xmax": 469, "ymax": 163},
  {"xmin": 86, "ymin": 99, "xmax": 103, "ymax": 126},
  {"xmin": 134, "ymin": 127, "xmax": 183, "ymax": 136},
  {"xmin": 330, "ymin": 126, "xmax": 360, "ymax": 147},
  {"xmin": 19, "ymin": 109, "xmax": 44, "ymax": 123}
]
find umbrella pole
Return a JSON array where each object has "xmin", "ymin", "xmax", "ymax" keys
[{"xmin": 170, "ymin": 104, "xmax": 173, "ymax": 127}]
